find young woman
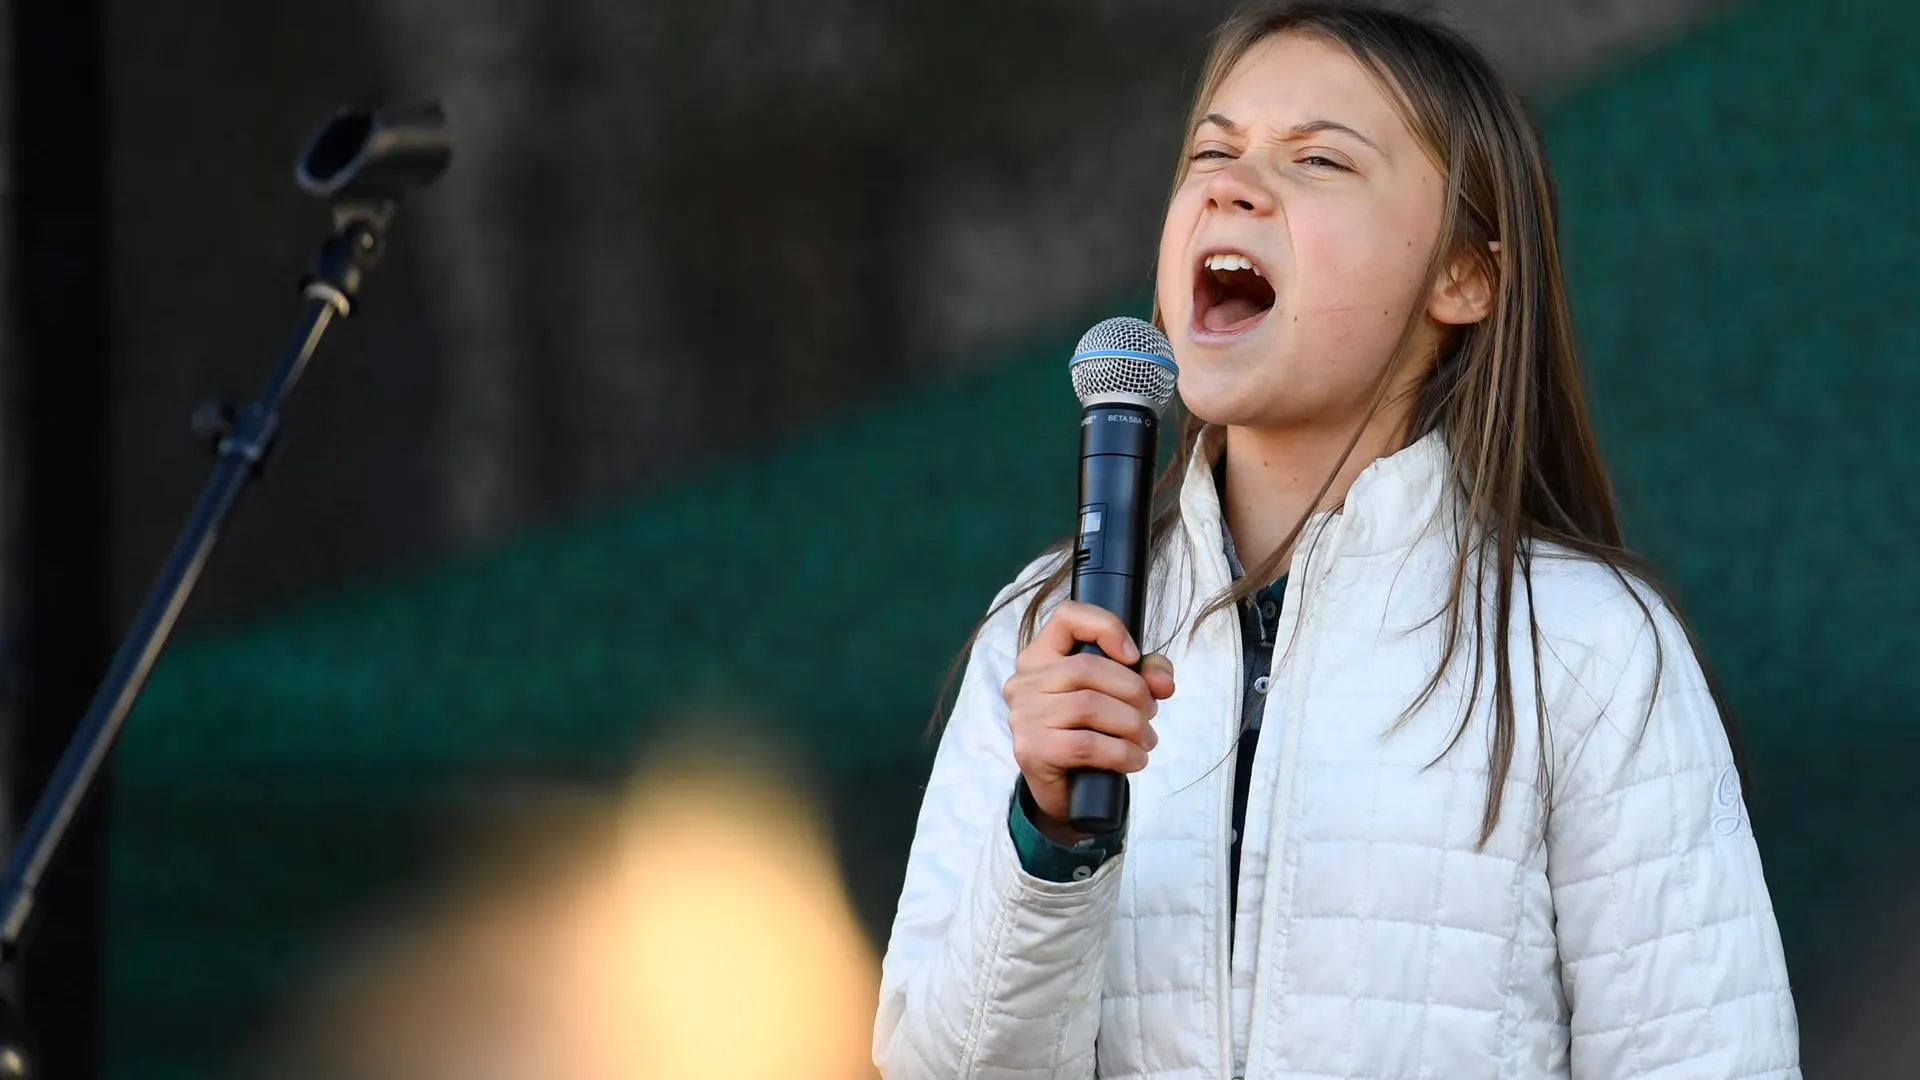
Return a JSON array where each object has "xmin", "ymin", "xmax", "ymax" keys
[{"xmin": 875, "ymin": 4, "xmax": 1799, "ymax": 1078}]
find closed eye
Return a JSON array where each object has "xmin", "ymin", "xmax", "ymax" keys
[
  {"xmin": 1300, "ymin": 154, "xmax": 1351, "ymax": 172},
  {"xmin": 1190, "ymin": 148, "xmax": 1234, "ymax": 162}
]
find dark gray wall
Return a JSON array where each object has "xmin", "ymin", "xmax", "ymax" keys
[{"xmin": 93, "ymin": 0, "xmax": 1734, "ymax": 632}]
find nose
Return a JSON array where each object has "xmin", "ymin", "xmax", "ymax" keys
[{"xmin": 1202, "ymin": 159, "xmax": 1275, "ymax": 216}]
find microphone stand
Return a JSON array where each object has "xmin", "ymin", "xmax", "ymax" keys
[{"xmin": 0, "ymin": 104, "xmax": 450, "ymax": 1079}]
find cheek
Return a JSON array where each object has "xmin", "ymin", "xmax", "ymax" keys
[
  {"xmin": 1155, "ymin": 190, "xmax": 1202, "ymax": 309},
  {"xmin": 1280, "ymin": 219, "xmax": 1431, "ymax": 392},
  {"xmin": 1292, "ymin": 209, "xmax": 1429, "ymax": 326}
]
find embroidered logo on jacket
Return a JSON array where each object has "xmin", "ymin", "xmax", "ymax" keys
[{"xmin": 1711, "ymin": 765, "xmax": 1750, "ymax": 837}]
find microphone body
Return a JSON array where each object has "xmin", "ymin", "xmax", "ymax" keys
[
  {"xmin": 1061, "ymin": 318, "xmax": 1178, "ymax": 836},
  {"xmin": 1066, "ymin": 403, "xmax": 1158, "ymax": 833}
]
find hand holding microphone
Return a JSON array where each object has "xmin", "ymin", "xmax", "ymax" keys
[
  {"xmin": 1004, "ymin": 603, "xmax": 1176, "ymax": 843},
  {"xmin": 1005, "ymin": 317, "xmax": 1180, "ymax": 840}
]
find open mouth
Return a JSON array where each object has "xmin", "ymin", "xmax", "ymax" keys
[{"xmin": 1193, "ymin": 251, "xmax": 1276, "ymax": 336}]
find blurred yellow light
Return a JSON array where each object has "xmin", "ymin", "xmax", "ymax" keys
[
  {"xmin": 543, "ymin": 771, "xmax": 880, "ymax": 1079},
  {"xmin": 275, "ymin": 753, "xmax": 880, "ymax": 1080}
]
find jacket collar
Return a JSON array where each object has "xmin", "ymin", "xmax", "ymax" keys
[{"xmin": 1177, "ymin": 426, "xmax": 1454, "ymax": 590}]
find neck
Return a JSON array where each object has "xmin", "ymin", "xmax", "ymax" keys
[{"xmin": 1218, "ymin": 412, "xmax": 1411, "ymax": 572}]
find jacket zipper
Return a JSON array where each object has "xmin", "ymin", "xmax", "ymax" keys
[
  {"xmin": 1239, "ymin": 523, "xmax": 1340, "ymax": 1079},
  {"xmin": 1218, "ymin": 606, "xmax": 1241, "ymax": 1080}
]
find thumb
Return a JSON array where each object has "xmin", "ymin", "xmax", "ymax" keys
[{"xmin": 1140, "ymin": 653, "xmax": 1176, "ymax": 699}]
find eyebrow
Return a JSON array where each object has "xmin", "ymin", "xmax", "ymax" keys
[{"xmin": 1197, "ymin": 112, "xmax": 1387, "ymax": 157}]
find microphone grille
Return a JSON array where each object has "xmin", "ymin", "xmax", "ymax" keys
[{"xmin": 1070, "ymin": 317, "xmax": 1179, "ymax": 415}]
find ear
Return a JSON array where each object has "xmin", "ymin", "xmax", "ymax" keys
[{"xmin": 1427, "ymin": 240, "xmax": 1499, "ymax": 326}]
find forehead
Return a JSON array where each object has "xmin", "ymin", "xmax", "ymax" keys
[{"xmin": 1207, "ymin": 33, "xmax": 1409, "ymax": 144}]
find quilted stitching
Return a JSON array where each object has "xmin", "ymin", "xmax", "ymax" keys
[{"xmin": 876, "ymin": 434, "xmax": 1800, "ymax": 1080}]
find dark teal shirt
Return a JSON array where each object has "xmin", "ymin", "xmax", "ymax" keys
[{"xmin": 1007, "ymin": 775, "xmax": 1124, "ymax": 881}]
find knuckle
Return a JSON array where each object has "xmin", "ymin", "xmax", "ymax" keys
[
  {"xmin": 1046, "ymin": 605, "xmax": 1083, "ymax": 634},
  {"xmin": 1013, "ymin": 730, "xmax": 1044, "ymax": 764},
  {"xmin": 1066, "ymin": 730, "xmax": 1103, "ymax": 766},
  {"xmin": 1066, "ymin": 688, "xmax": 1107, "ymax": 723},
  {"xmin": 1065, "ymin": 652, "xmax": 1106, "ymax": 685},
  {"xmin": 1061, "ymin": 601, "xmax": 1117, "ymax": 635}
]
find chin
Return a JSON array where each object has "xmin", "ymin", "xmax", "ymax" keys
[
  {"xmin": 1167, "ymin": 346, "xmax": 1276, "ymax": 423},
  {"xmin": 1176, "ymin": 367, "xmax": 1352, "ymax": 434},
  {"xmin": 1169, "ymin": 381, "xmax": 1262, "ymax": 430}
]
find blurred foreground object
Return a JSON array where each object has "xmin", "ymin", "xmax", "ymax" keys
[{"xmin": 272, "ymin": 748, "xmax": 880, "ymax": 1080}]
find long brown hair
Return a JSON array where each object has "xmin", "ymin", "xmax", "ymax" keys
[{"xmin": 940, "ymin": 1, "xmax": 1743, "ymax": 846}]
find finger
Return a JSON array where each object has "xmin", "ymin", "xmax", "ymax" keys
[
  {"xmin": 1047, "ymin": 689, "xmax": 1156, "ymax": 749},
  {"xmin": 1139, "ymin": 653, "xmax": 1177, "ymax": 700},
  {"xmin": 1030, "ymin": 602, "xmax": 1138, "ymax": 664},
  {"xmin": 1039, "ymin": 728, "xmax": 1149, "ymax": 774},
  {"xmin": 1028, "ymin": 653, "xmax": 1157, "ymax": 715}
]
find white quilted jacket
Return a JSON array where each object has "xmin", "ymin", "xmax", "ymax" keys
[{"xmin": 876, "ymin": 432, "xmax": 1800, "ymax": 1079}]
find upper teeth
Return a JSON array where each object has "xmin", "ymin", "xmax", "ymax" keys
[{"xmin": 1205, "ymin": 253, "xmax": 1261, "ymax": 276}]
